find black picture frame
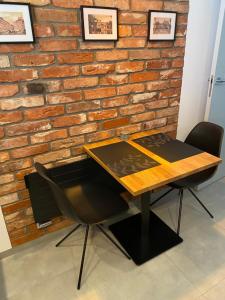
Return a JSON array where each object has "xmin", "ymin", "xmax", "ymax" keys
[
  {"xmin": 81, "ymin": 5, "xmax": 118, "ymax": 42},
  {"xmin": 148, "ymin": 10, "xmax": 177, "ymax": 41},
  {"xmin": 0, "ymin": 2, "xmax": 35, "ymax": 44}
]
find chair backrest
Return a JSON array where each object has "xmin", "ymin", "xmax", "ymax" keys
[
  {"xmin": 34, "ymin": 162, "xmax": 82, "ymax": 223},
  {"xmin": 185, "ymin": 121, "xmax": 224, "ymax": 157}
]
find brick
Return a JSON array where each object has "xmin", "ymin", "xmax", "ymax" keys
[
  {"xmin": 71, "ymin": 147, "xmax": 84, "ymax": 156},
  {"xmin": 11, "ymin": 144, "xmax": 49, "ymax": 159},
  {"xmin": 40, "ymin": 65, "xmax": 79, "ymax": 79},
  {"xmin": 156, "ymin": 107, "xmax": 179, "ymax": 118},
  {"xmin": 24, "ymin": 106, "xmax": 64, "ymax": 121},
  {"xmin": 80, "ymin": 41, "xmax": 114, "ymax": 50},
  {"xmin": 64, "ymin": 77, "xmax": 98, "ymax": 90},
  {"xmin": 58, "ymin": 52, "xmax": 94, "ymax": 64},
  {"xmin": 117, "ymin": 38, "xmax": 146, "ymax": 48},
  {"xmin": 119, "ymin": 13, "xmax": 146, "ymax": 24},
  {"xmin": 87, "ymin": 130, "xmax": 114, "ymax": 143},
  {"xmin": 47, "ymin": 91, "xmax": 82, "ymax": 104},
  {"xmin": 147, "ymin": 60, "xmax": 172, "ymax": 70},
  {"xmin": 15, "ymin": 168, "xmax": 34, "ymax": 181},
  {"xmin": 34, "ymin": 24, "xmax": 54, "ymax": 37},
  {"xmin": 0, "ymin": 55, "xmax": 10, "ymax": 68},
  {"xmin": 131, "ymin": 0, "xmax": 163, "ymax": 11},
  {"xmin": 102, "ymin": 117, "xmax": 129, "ymax": 130},
  {"xmin": 0, "ymin": 182, "xmax": 25, "ymax": 197},
  {"xmin": 13, "ymin": 54, "xmax": 55, "ymax": 67},
  {"xmin": 35, "ymin": 8, "xmax": 77, "ymax": 22},
  {"xmin": 117, "ymin": 83, "xmax": 145, "ymax": 95},
  {"xmin": 82, "ymin": 64, "xmax": 114, "ymax": 75},
  {"xmin": 175, "ymin": 38, "xmax": 186, "ymax": 48},
  {"xmin": 144, "ymin": 118, "xmax": 167, "ymax": 130},
  {"xmin": 45, "ymin": 81, "xmax": 62, "ymax": 93},
  {"xmin": 172, "ymin": 58, "xmax": 184, "ymax": 68},
  {"xmin": 0, "ymin": 174, "xmax": 14, "ymax": 185},
  {"xmin": 117, "ymin": 124, "xmax": 141, "ymax": 135},
  {"xmin": 132, "ymin": 25, "xmax": 147, "ymax": 37},
  {"xmin": 161, "ymin": 48, "xmax": 185, "ymax": 58},
  {"xmin": 66, "ymin": 101, "xmax": 100, "ymax": 113},
  {"xmin": 176, "ymin": 25, "xmax": 187, "ymax": 37},
  {"xmin": 0, "ymin": 159, "xmax": 32, "ymax": 174},
  {"xmin": 119, "ymin": 25, "xmax": 132, "ymax": 37},
  {"xmin": 100, "ymin": 74, "xmax": 128, "ymax": 86},
  {"xmin": 84, "ymin": 87, "xmax": 116, "ymax": 100},
  {"xmin": 69, "ymin": 123, "xmax": 98, "ymax": 136},
  {"xmin": 95, "ymin": 0, "xmax": 129, "ymax": 9},
  {"xmin": 164, "ymin": 1, "xmax": 189, "ymax": 13},
  {"xmin": 160, "ymin": 88, "xmax": 179, "ymax": 99},
  {"xmin": 0, "ymin": 69, "xmax": 37, "ymax": 82},
  {"xmin": 0, "ymin": 96, "xmax": 44, "ymax": 111},
  {"xmin": 0, "ymin": 152, "xmax": 9, "ymax": 163},
  {"xmin": 0, "ymin": 193, "xmax": 18, "ymax": 206},
  {"xmin": 52, "ymin": 0, "xmax": 93, "ymax": 8},
  {"xmin": 18, "ymin": 0, "xmax": 50, "ymax": 4},
  {"xmin": 168, "ymin": 115, "xmax": 179, "ymax": 124},
  {"xmin": 148, "ymin": 41, "xmax": 173, "ymax": 49},
  {"xmin": 130, "ymin": 49, "xmax": 160, "ymax": 60},
  {"xmin": 39, "ymin": 40, "xmax": 77, "ymax": 52},
  {"xmin": 169, "ymin": 98, "xmax": 180, "ymax": 107},
  {"xmin": 160, "ymin": 69, "xmax": 183, "ymax": 80},
  {"xmin": 31, "ymin": 129, "xmax": 67, "ymax": 144},
  {"xmin": 88, "ymin": 109, "xmax": 117, "ymax": 121},
  {"xmin": 116, "ymin": 61, "xmax": 144, "ymax": 73},
  {"xmin": 102, "ymin": 96, "xmax": 129, "ymax": 108},
  {"xmin": 170, "ymin": 79, "xmax": 182, "ymax": 88},
  {"xmin": 34, "ymin": 149, "xmax": 70, "ymax": 164},
  {"xmin": 2, "ymin": 199, "xmax": 31, "ymax": 215},
  {"xmin": 131, "ymin": 111, "xmax": 155, "ymax": 123},
  {"xmin": 145, "ymin": 100, "xmax": 168, "ymax": 110},
  {"xmin": 0, "ymin": 85, "xmax": 19, "ymax": 97},
  {"xmin": 132, "ymin": 92, "xmax": 158, "ymax": 103},
  {"xmin": 51, "ymin": 136, "xmax": 84, "ymax": 150},
  {"xmin": 0, "ymin": 127, "xmax": 4, "ymax": 138},
  {"xmin": 120, "ymin": 104, "xmax": 145, "ymax": 116},
  {"xmin": 0, "ymin": 44, "xmax": 33, "ymax": 53},
  {"xmin": 55, "ymin": 24, "xmax": 81, "ymax": 36},
  {"xmin": 0, "ymin": 136, "xmax": 28, "ymax": 150},
  {"xmin": 130, "ymin": 71, "xmax": 159, "ymax": 83},
  {"xmin": 177, "ymin": 15, "xmax": 188, "ymax": 25},
  {"xmin": 96, "ymin": 50, "xmax": 128, "ymax": 62},
  {"xmin": 52, "ymin": 114, "xmax": 86, "ymax": 127},
  {"xmin": 6, "ymin": 121, "xmax": 51, "ymax": 136},
  {"xmin": 0, "ymin": 111, "xmax": 22, "ymax": 125},
  {"xmin": 146, "ymin": 81, "xmax": 170, "ymax": 91}
]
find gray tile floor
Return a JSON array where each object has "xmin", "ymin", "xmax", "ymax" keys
[{"xmin": 1, "ymin": 179, "xmax": 225, "ymax": 300}]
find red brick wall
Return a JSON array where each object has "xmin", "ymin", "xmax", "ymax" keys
[{"xmin": 0, "ymin": 0, "xmax": 189, "ymax": 246}]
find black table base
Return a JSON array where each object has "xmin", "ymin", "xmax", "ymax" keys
[{"xmin": 109, "ymin": 212, "xmax": 183, "ymax": 265}]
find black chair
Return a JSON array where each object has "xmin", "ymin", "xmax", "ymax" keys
[
  {"xmin": 34, "ymin": 162, "xmax": 130, "ymax": 290},
  {"xmin": 151, "ymin": 121, "xmax": 224, "ymax": 235}
]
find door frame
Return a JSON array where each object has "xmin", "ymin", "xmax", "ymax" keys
[{"xmin": 205, "ymin": 0, "xmax": 225, "ymax": 120}]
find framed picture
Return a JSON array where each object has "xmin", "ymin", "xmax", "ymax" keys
[
  {"xmin": 81, "ymin": 6, "xmax": 118, "ymax": 41},
  {"xmin": 148, "ymin": 11, "xmax": 177, "ymax": 41},
  {"xmin": 0, "ymin": 2, "xmax": 34, "ymax": 43}
]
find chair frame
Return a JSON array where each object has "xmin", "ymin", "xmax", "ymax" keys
[{"xmin": 55, "ymin": 223, "xmax": 131, "ymax": 290}]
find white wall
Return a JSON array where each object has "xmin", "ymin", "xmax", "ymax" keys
[
  {"xmin": 0, "ymin": 207, "xmax": 11, "ymax": 253},
  {"xmin": 177, "ymin": 0, "xmax": 221, "ymax": 140}
]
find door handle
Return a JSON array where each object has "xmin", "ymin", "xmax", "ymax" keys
[{"xmin": 215, "ymin": 77, "xmax": 225, "ymax": 84}]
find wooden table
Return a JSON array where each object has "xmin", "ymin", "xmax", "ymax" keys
[{"xmin": 84, "ymin": 130, "xmax": 221, "ymax": 265}]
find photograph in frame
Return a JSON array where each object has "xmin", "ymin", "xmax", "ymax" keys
[
  {"xmin": 81, "ymin": 6, "xmax": 118, "ymax": 41},
  {"xmin": 148, "ymin": 11, "xmax": 177, "ymax": 41},
  {"xmin": 0, "ymin": 2, "xmax": 34, "ymax": 43}
]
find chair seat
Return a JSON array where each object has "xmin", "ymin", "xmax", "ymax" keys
[
  {"xmin": 170, "ymin": 167, "xmax": 216, "ymax": 189},
  {"xmin": 64, "ymin": 180, "xmax": 129, "ymax": 224}
]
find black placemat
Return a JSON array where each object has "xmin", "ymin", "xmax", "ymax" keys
[
  {"xmin": 91, "ymin": 141, "xmax": 160, "ymax": 178},
  {"xmin": 133, "ymin": 133, "xmax": 203, "ymax": 163}
]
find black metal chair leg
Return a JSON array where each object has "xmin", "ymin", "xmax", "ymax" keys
[
  {"xmin": 151, "ymin": 187, "xmax": 175, "ymax": 207},
  {"xmin": 97, "ymin": 224, "xmax": 131, "ymax": 260},
  {"xmin": 188, "ymin": 188, "xmax": 214, "ymax": 219},
  {"xmin": 77, "ymin": 225, "xmax": 89, "ymax": 290},
  {"xmin": 177, "ymin": 189, "xmax": 183, "ymax": 235},
  {"xmin": 56, "ymin": 224, "xmax": 81, "ymax": 247}
]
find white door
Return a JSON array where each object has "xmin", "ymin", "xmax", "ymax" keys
[{"xmin": 205, "ymin": 0, "xmax": 225, "ymax": 182}]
